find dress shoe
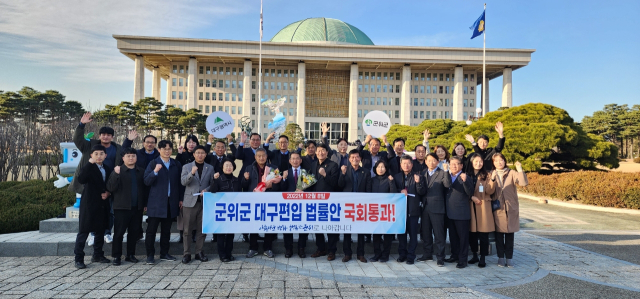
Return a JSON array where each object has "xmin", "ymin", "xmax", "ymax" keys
[
  {"xmin": 437, "ymin": 259, "xmax": 445, "ymax": 267},
  {"xmin": 368, "ymin": 256, "xmax": 379, "ymax": 262},
  {"xmin": 160, "ymin": 254, "xmax": 177, "ymax": 261},
  {"xmin": 311, "ymin": 250, "xmax": 327, "ymax": 258},
  {"xmin": 182, "ymin": 254, "xmax": 191, "ymax": 264},
  {"xmin": 125, "ymin": 255, "xmax": 139, "ymax": 263},
  {"xmin": 468, "ymin": 253, "xmax": 479, "ymax": 264},
  {"xmin": 456, "ymin": 262, "xmax": 467, "ymax": 269},
  {"xmin": 417, "ymin": 255, "xmax": 433, "ymax": 262},
  {"xmin": 75, "ymin": 261, "xmax": 86, "ymax": 269},
  {"xmin": 506, "ymin": 259, "xmax": 514, "ymax": 268},
  {"xmin": 112, "ymin": 257, "xmax": 121, "ymax": 266},
  {"xmin": 498, "ymin": 257, "xmax": 506, "ymax": 267},
  {"xmin": 228, "ymin": 256, "xmax": 235, "ymax": 262},
  {"xmin": 91, "ymin": 256, "xmax": 110, "ymax": 263},
  {"xmin": 378, "ymin": 258, "xmax": 389, "ymax": 263},
  {"xmin": 478, "ymin": 255, "xmax": 486, "ymax": 268},
  {"xmin": 342, "ymin": 255, "xmax": 352, "ymax": 262},
  {"xmin": 285, "ymin": 250, "xmax": 293, "ymax": 258},
  {"xmin": 221, "ymin": 257, "xmax": 230, "ymax": 263},
  {"xmin": 146, "ymin": 256, "xmax": 155, "ymax": 265},
  {"xmin": 357, "ymin": 256, "xmax": 368, "ymax": 263},
  {"xmin": 196, "ymin": 252, "xmax": 209, "ymax": 262},
  {"xmin": 298, "ymin": 248, "xmax": 306, "ymax": 258},
  {"xmin": 327, "ymin": 253, "xmax": 336, "ymax": 261},
  {"xmin": 406, "ymin": 260, "xmax": 414, "ymax": 265},
  {"xmin": 444, "ymin": 257, "xmax": 458, "ymax": 263},
  {"xmin": 396, "ymin": 256, "xmax": 407, "ymax": 263}
]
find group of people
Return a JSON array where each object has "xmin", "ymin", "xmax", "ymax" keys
[{"xmin": 71, "ymin": 112, "xmax": 528, "ymax": 271}]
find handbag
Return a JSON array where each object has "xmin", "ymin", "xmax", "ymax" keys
[{"xmin": 491, "ymin": 199, "xmax": 500, "ymax": 211}]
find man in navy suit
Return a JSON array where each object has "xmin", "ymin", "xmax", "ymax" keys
[
  {"xmin": 205, "ymin": 136, "xmax": 236, "ymax": 174},
  {"xmin": 281, "ymin": 152, "xmax": 309, "ymax": 258},
  {"xmin": 445, "ymin": 156, "xmax": 474, "ymax": 269},
  {"xmin": 265, "ymin": 133, "xmax": 293, "ymax": 172},
  {"xmin": 388, "ymin": 138, "xmax": 406, "ymax": 176},
  {"xmin": 232, "ymin": 132, "xmax": 269, "ymax": 181},
  {"xmin": 392, "ymin": 155, "xmax": 426, "ymax": 265},
  {"xmin": 357, "ymin": 134, "xmax": 395, "ymax": 177}
]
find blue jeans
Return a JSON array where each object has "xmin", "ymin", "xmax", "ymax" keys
[{"xmin": 91, "ymin": 199, "xmax": 114, "ymax": 236}]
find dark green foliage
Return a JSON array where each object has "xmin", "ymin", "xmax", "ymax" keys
[
  {"xmin": 282, "ymin": 123, "xmax": 305, "ymax": 152},
  {"xmin": 0, "ymin": 178, "xmax": 75, "ymax": 234}
]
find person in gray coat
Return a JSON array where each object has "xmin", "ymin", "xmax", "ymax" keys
[{"xmin": 180, "ymin": 145, "xmax": 213, "ymax": 264}]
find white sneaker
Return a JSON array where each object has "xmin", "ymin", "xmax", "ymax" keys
[
  {"xmin": 87, "ymin": 234, "xmax": 95, "ymax": 246},
  {"xmin": 104, "ymin": 234, "xmax": 113, "ymax": 244}
]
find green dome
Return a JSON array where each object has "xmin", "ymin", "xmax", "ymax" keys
[{"xmin": 270, "ymin": 18, "xmax": 374, "ymax": 45}]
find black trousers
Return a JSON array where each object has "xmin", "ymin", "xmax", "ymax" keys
[
  {"xmin": 448, "ymin": 219, "xmax": 470, "ymax": 265},
  {"xmin": 397, "ymin": 216, "xmax": 420, "ymax": 261},
  {"xmin": 284, "ymin": 233, "xmax": 308, "ymax": 251},
  {"xmin": 217, "ymin": 234, "xmax": 235, "ymax": 259},
  {"xmin": 145, "ymin": 216, "xmax": 172, "ymax": 257},
  {"xmin": 74, "ymin": 231, "xmax": 105, "ymax": 262},
  {"xmin": 421, "ymin": 212, "xmax": 446, "ymax": 260},
  {"xmin": 314, "ymin": 233, "xmax": 327, "ymax": 251},
  {"xmin": 372, "ymin": 234, "xmax": 393, "ymax": 260},
  {"xmin": 326, "ymin": 233, "xmax": 340, "ymax": 254},
  {"xmin": 469, "ymin": 232, "xmax": 490, "ymax": 256},
  {"xmin": 112, "ymin": 209, "xmax": 143, "ymax": 258},
  {"xmin": 495, "ymin": 232, "xmax": 515, "ymax": 259},
  {"xmin": 343, "ymin": 234, "xmax": 365, "ymax": 257},
  {"xmin": 249, "ymin": 233, "xmax": 276, "ymax": 251}
]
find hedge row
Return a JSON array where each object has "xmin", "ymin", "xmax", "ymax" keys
[
  {"xmin": 0, "ymin": 178, "xmax": 75, "ymax": 234},
  {"xmin": 518, "ymin": 171, "xmax": 640, "ymax": 209},
  {"xmin": 634, "ymin": 157, "xmax": 640, "ymax": 163}
]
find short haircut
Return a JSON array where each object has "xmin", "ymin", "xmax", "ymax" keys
[
  {"xmin": 306, "ymin": 140, "xmax": 317, "ymax": 148},
  {"xmin": 183, "ymin": 135, "xmax": 200, "ymax": 149},
  {"xmin": 91, "ymin": 145, "xmax": 106, "ymax": 154},
  {"xmin": 290, "ymin": 152, "xmax": 302, "ymax": 159},
  {"xmin": 373, "ymin": 160, "xmax": 390, "ymax": 177},
  {"xmin": 250, "ymin": 133, "xmax": 261, "ymax": 140},
  {"xmin": 414, "ymin": 144, "xmax": 426, "ymax": 152},
  {"xmin": 143, "ymin": 135, "xmax": 157, "ymax": 143},
  {"xmin": 255, "ymin": 147, "xmax": 267, "ymax": 155},
  {"xmin": 221, "ymin": 158, "xmax": 236, "ymax": 171},
  {"xmin": 121, "ymin": 147, "xmax": 137, "ymax": 156},
  {"xmin": 158, "ymin": 140, "xmax": 173, "ymax": 149},
  {"xmin": 193, "ymin": 145, "xmax": 207, "ymax": 153},
  {"xmin": 215, "ymin": 139, "xmax": 226, "ymax": 147},
  {"xmin": 400, "ymin": 155, "xmax": 413, "ymax": 163},
  {"xmin": 426, "ymin": 153, "xmax": 439, "ymax": 161},
  {"xmin": 348, "ymin": 149, "xmax": 361, "ymax": 158},
  {"xmin": 450, "ymin": 156, "xmax": 463, "ymax": 164},
  {"xmin": 317, "ymin": 143, "xmax": 331, "ymax": 153},
  {"xmin": 337, "ymin": 138, "xmax": 348, "ymax": 145},
  {"xmin": 279, "ymin": 135, "xmax": 289, "ymax": 141},
  {"xmin": 98, "ymin": 127, "xmax": 114, "ymax": 136},
  {"xmin": 478, "ymin": 134, "xmax": 490, "ymax": 142},
  {"xmin": 393, "ymin": 138, "xmax": 405, "ymax": 146},
  {"xmin": 369, "ymin": 138, "xmax": 381, "ymax": 146}
]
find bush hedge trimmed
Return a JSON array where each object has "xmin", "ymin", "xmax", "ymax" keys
[
  {"xmin": 634, "ymin": 157, "xmax": 640, "ymax": 163},
  {"xmin": 519, "ymin": 171, "xmax": 640, "ymax": 209},
  {"xmin": 0, "ymin": 178, "xmax": 75, "ymax": 234}
]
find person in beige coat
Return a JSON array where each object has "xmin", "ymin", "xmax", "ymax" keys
[
  {"xmin": 490, "ymin": 153, "xmax": 528, "ymax": 268},
  {"xmin": 466, "ymin": 153, "xmax": 496, "ymax": 268}
]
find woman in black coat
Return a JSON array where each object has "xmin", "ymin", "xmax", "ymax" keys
[
  {"xmin": 369, "ymin": 160, "xmax": 398, "ymax": 263},
  {"xmin": 210, "ymin": 159, "xmax": 241, "ymax": 262},
  {"xmin": 175, "ymin": 135, "xmax": 200, "ymax": 242},
  {"xmin": 451, "ymin": 142, "xmax": 470, "ymax": 174}
]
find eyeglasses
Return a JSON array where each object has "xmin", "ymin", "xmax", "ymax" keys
[{"xmin": 144, "ymin": 141, "xmax": 156, "ymax": 144}]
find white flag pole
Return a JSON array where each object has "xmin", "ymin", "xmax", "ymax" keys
[
  {"xmin": 257, "ymin": 0, "xmax": 263, "ymax": 137},
  {"xmin": 482, "ymin": 3, "xmax": 486, "ymax": 117}
]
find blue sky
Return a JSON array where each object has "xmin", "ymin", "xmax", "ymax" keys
[{"xmin": 0, "ymin": 0, "xmax": 638, "ymax": 120}]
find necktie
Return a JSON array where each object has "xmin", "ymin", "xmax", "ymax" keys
[
  {"xmin": 218, "ymin": 156, "xmax": 223, "ymax": 163},
  {"xmin": 294, "ymin": 169, "xmax": 298, "ymax": 182}
]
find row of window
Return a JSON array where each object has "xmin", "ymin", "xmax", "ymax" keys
[
  {"xmin": 358, "ymin": 85, "xmax": 400, "ymax": 94},
  {"xmin": 410, "ymin": 111, "xmax": 476, "ymax": 120},
  {"xmin": 175, "ymin": 64, "xmax": 300, "ymax": 78},
  {"xmin": 358, "ymin": 72, "xmax": 401, "ymax": 81},
  {"xmin": 189, "ymin": 105, "xmax": 244, "ymax": 116},
  {"xmin": 412, "ymin": 98, "xmax": 475, "ymax": 107},
  {"xmin": 357, "ymin": 97, "xmax": 400, "ymax": 106}
]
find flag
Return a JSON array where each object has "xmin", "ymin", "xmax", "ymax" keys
[
  {"xmin": 260, "ymin": 0, "xmax": 263, "ymax": 39},
  {"xmin": 470, "ymin": 11, "xmax": 485, "ymax": 39}
]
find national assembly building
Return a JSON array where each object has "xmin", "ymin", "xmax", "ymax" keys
[{"xmin": 114, "ymin": 17, "xmax": 534, "ymax": 142}]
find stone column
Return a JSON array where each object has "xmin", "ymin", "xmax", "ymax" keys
[
  {"xmin": 502, "ymin": 67, "xmax": 512, "ymax": 108},
  {"xmin": 133, "ymin": 55, "xmax": 144, "ymax": 103},
  {"xmin": 165, "ymin": 77, "xmax": 171, "ymax": 106},
  {"xmin": 296, "ymin": 62, "xmax": 306, "ymax": 127},
  {"xmin": 481, "ymin": 78, "xmax": 489, "ymax": 116},
  {"xmin": 187, "ymin": 57, "xmax": 198, "ymax": 110},
  {"xmin": 452, "ymin": 66, "xmax": 464, "ymax": 121},
  {"xmin": 348, "ymin": 63, "xmax": 359, "ymax": 141},
  {"xmin": 243, "ymin": 59, "xmax": 252, "ymax": 121},
  {"xmin": 400, "ymin": 64, "xmax": 411, "ymax": 125},
  {"xmin": 152, "ymin": 67, "xmax": 161, "ymax": 102}
]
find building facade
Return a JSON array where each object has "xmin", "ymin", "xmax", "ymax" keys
[{"xmin": 115, "ymin": 18, "xmax": 534, "ymax": 142}]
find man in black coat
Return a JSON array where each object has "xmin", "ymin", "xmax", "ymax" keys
[
  {"xmin": 205, "ymin": 137, "xmax": 236, "ymax": 174},
  {"xmin": 280, "ymin": 152, "xmax": 309, "ymax": 258},
  {"xmin": 417, "ymin": 153, "xmax": 451, "ymax": 266},
  {"xmin": 308, "ymin": 143, "xmax": 340, "ymax": 260},
  {"xmin": 412, "ymin": 144, "xmax": 428, "ymax": 173},
  {"xmin": 122, "ymin": 130, "xmax": 159, "ymax": 169},
  {"xmin": 388, "ymin": 138, "xmax": 406, "ymax": 176},
  {"xmin": 265, "ymin": 133, "xmax": 293, "ymax": 172},
  {"xmin": 444, "ymin": 156, "xmax": 475, "ymax": 268},
  {"xmin": 232, "ymin": 132, "xmax": 270, "ymax": 178},
  {"xmin": 106, "ymin": 148, "xmax": 148, "ymax": 266},
  {"xmin": 337, "ymin": 149, "xmax": 372, "ymax": 263},
  {"xmin": 300, "ymin": 140, "xmax": 318, "ymax": 170},
  {"xmin": 357, "ymin": 134, "xmax": 395, "ymax": 177},
  {"xmin": 465, "ymin": 121, "xmax": 505, "ymax": 172},
  {"xmin": 73, "ymin": 145, "xmax": 113, "ymax": 269},
  {"xmin": 143, "ymin": 140, "xmax": 183, "ymax": 265},
  {"xmin": 392, "ymin": 155, "xmax": 427, "ymax": 265}
]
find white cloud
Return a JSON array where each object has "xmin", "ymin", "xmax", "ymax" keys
[{"xmin": 0, "ymin": 0, "xmax": 247, "ymax": 82}]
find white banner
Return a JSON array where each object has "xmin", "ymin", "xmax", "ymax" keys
[{"xmin": 202, "ymin": 192, "xmax": 407, "ymax": 234}]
